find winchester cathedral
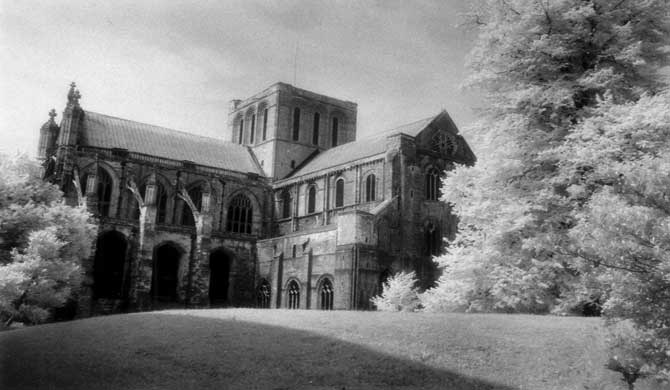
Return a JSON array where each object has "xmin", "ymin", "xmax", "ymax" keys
[{"xmin": 37, "ymin": 82, "xmax": 475, "ymax": 316}]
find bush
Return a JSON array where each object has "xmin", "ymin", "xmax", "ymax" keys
[
  {"xmin": 0, "ymin": 154, "xmax": 96, "ymax": 325},
  {"xmin": 371, "ymin": 271, "xmax": 421, "ymax": 312}
]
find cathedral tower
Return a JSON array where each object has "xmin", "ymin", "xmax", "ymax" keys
[{"xmin": 228, "ymin": 82, "xmax": 357, "ymax": 180}]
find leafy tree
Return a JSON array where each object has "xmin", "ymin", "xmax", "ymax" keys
[
  {"xmin": 0, "ymin": 154, "xmax": 96, "ymax": 326},
  {"xmin": 423, "ymin": 0, "xmax": 669, "ymax": 383},
  {"xmin": 371, "ymin": 271, "xmax": 421, "ymax": 312},
  {"xmin": 426, "ymin": 0, "xmax": 669, "ymax": 310},
  {"xmin": 556, "ymin": 91, "xmax": 670, "ymax": 384}
]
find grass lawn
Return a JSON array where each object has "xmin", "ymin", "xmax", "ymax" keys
[{"xmin": 1, "ymin": 309, "xmax": 666, "ymax": 390}]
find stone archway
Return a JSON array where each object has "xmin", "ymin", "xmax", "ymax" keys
[
  {"xmin": 152, "ymin": 244, "xmax": 181, "ymax": 302},
  {"xmin": 209, "ymin": 249, "xmax": 232, "ymax": 306},
  {"xmin": 93, "ymin": 231, "xmax": 128, "ymax": 299}
]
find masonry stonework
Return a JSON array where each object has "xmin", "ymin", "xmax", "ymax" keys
[{"xmin": 37, "ymin": 81, "xmax": 475, "ymax": 316}]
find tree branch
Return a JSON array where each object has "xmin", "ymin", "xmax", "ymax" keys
[
  {"xmin": 537, "ymin": 0, "xmax": 553, "ymax": 35},
  {"xmin": 558, "ymin": 247, "xmax": 652, "ymax": 274},
  {"xmin": 501, "ymin": 0, "xmax": 521, "ymax": 15}
]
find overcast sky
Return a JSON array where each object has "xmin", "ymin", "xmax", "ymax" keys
[{"xmin": 1, "ymin": 0, "xmax": 477, "ymax": 156}]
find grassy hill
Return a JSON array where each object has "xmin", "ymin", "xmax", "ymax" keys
[{"xmin": 1, "ymin": 309, "xmax": 665, "ymax": 390}]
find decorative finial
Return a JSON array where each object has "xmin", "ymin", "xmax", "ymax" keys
[
  {"xmin": 48, "ymin": 109, "xmax": 57, "ymax": 121},
  {"xmin": 67, "ymin": 82, "xmax": 81, "ymax": 106}
]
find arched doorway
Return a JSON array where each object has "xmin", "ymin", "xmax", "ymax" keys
[
  {"xmin": 93, "ymin": 231, "xmax": 127, "ymax": 299},
  {"xmin": 152, "ymin": 244, "xmax": 181, "ymax": 302},
  {"xmin": 209, "ymin": 249, "xmax": 231, "ymax": 306}
]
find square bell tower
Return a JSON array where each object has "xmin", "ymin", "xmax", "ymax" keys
[{"xmin": 228, "ymin": 82, "xmax": 357, "ymax": 180}]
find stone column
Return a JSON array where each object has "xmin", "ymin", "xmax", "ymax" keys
[
  {"xmin": 355, "ymin": 165, "xmax": 361, "ymax": 204},
  {"xmin": 127, "ymin": 173, "xmax": 158, "ymax": 311},
  {"xmin": 323, "ymin": 174, "xmax": 331, "ymax": 225},
  {"xmin": 183, "ymin": 182, "xmax": 213, "ymax": 307},
  {"xmin": 272, "ymin": 253, "xmax": 284, "ymax": 308},
  {"xmin": 306, "ymin": 248, "xmax": 313, "ymax": 309}
]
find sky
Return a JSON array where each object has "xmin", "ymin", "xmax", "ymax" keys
[{"xmin": 1, "ymin": 0, "xmax": 478, "ymax": 156}]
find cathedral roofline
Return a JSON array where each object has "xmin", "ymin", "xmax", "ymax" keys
[
  {"xmin": 229, "ymin": 81, "xmax": 357, "ymax": 113},
  {"xmin": 77, "ymin": 110, "xmax": 264, "ymax": 175}
]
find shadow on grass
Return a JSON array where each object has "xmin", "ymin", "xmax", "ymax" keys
[{"xmin": 1, "ymin": 312, "xmax": 515, "ymax": 390}]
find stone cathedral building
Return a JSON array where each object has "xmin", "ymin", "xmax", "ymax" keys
[{"xmin": 37, "ymin": 82, "xmax": 475, "ymax": 316}]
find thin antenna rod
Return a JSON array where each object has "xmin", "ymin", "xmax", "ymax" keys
[{"xmin": 293, "ymin": 41, "xmax": 298, "ymax": 85}]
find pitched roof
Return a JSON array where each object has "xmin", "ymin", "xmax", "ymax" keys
[
  {"xmin": 79, "ymin": 111, "xmax": 262, "ymax": 174},
  {"xmin": 288, "ymin": 112, "xmax": 441, "ymax": 178}
]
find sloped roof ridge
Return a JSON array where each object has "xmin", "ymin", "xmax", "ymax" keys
[
  {"xmin": 284, "ymin": 112, "xmax": 443, "ymax": 180},
  {"xmin": 362, "ymin": 112, "xmax": 442, "ymax": 140},
  {"xmin": 84, "ymin": 110, "xmax": 238, "ymax": 147},
  {"xmin": 80, "ymin": 110, "xmax": 263, "ymax": 174}
]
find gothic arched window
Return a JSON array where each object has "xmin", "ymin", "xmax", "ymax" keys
[
  {"xmin": 312, "ymin": 112, "xmax": 320, "ymax": 145},
  {"xmin": 307, "ymin": 185, "xmax": 317, "ymax": 214},
  {"xmin": 426, "ymin": 168, "xmax": 441, "ymax": 201},
  {"xmin": 293, "ymin": 107, "xmax": 301, "ymax": 141},
  {"xmin": 226, "ymin": 193, "xmax": 253, "ymax": 234},
  {"xmin": 319, "ymin": 278, "xmax": 334, "ymax": 310},
  {"xmin": 281, "ymin": 189, "xmax": 292, "ymax": 219},
  {"xmin": 238, "ymin": 118, "xmax": 244, "ymax": 144},
  {"xmin": 155, "ymin": 182, "xmax": 168, "ymax": 224},
  {"xmin": 365, "ymin": 174, "xmax": 376, "ymax": 202},
  {"xmin": 262, "ymin": 108, "xmax": 268, "ymax": 141},
  {"xmin": 335, "ymin": 178, "xmax": 344, "ymax": 207},
  {"xmin": 331, "ymin": 117, "xmax": 339, "ymax": 146},
  {"xmin": 82, "ymin": 168, "xmax": 113, "ymax": 217},
  {"xmin": 257, "ymin": 279, "xmax": 271, "ymax": 309},
  {"xmin": 287, "ymin": 280, "xmax": 300, "ymax": 309},
  {"xmin": 249, "ymin": 113, "xmax": 256, "ymax": 144}
]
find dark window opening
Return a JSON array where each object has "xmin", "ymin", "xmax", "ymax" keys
[
  {"xmin": 249, "ymin": 114, "xmax": 256, "ymax": 144},
  {"xmin": 83, "ymin": 169, "xmax": 113, "ymax": 217},
  {"xmin": 335, "ymin": 178, "xmax": 344, "ymax": 207},
  {"xmin": 238, "ymin": 119, "xmax": 244, "ymax": 144},
  {"xmin": 292, "ymin": 244, "xmax": 297, "ymax": 258},
  {"xmin": 426, "ymin": 168, "xmax": 441, "ymax": 201},
  {"xmin": 312, "ymin": 112, "xmax": 320, "ymax": 145},
  {"xmin": 281, "ymin": 190, "xmax": 291, "ymax": 219},
  {"xmin": 262, "ymin": 108, "xmax": 268, "ymax": 140},
  {"xmin": 292, "ymin": 107, "xmax": 301, "ymax": 141},
  {"xmin": 226, "ymin": 193, "xmax": 253, "ymax": 234},
  {"xmin": 365, "ymin": 174, "xmax": 376, "ymax": 202},
  {"xmin": 307, "ymin": 186, "xmax": 316, "ymax": 214},
  {"xmin": 331, "ymin": 117, "xmax": 339, "ymax": 146},
  {"xmin": 155, "ymin": 183, "xmax": 168, "ymax": 224}
]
